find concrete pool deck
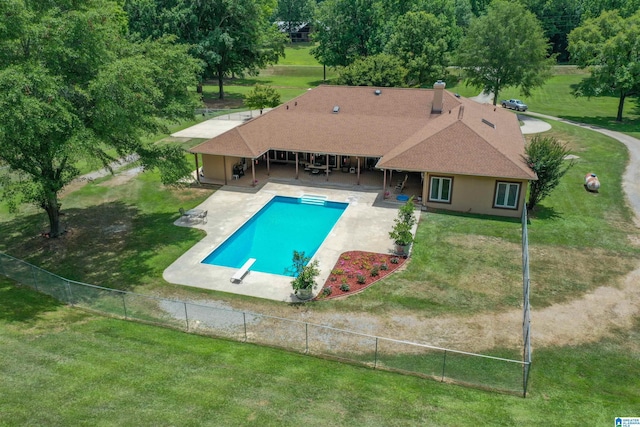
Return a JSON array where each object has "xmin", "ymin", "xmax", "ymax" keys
[{"xmin": 163, "ymin": 182, "xmax": 413, "ymax": 302}]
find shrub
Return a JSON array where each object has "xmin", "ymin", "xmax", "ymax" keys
[
  {"xmin": 330, "ymin": 276, "xmax": 337, "ymax": 282},
  {"xmin": 390, "ymin": 257, "xmax": 400, "ymax": 264},
  {"xmin": 370, "ymin": 265, "xmax": 380, "ymax": 277},
  {"xmin": 357, "ymin": 274, "xmax": 366, "ymax": 284},
  {"xmin": 322, "ymin": 287, "xmax": 333, "ymax": 297},
  {"xmin": 340, "ymin": 283, "xmax": 350, "ymax": 292},
  {"xmin": 380, "ymin": 263, "xmax": 388, "ymax": 271},
  {"xmin": 331, "ymin": 268, "xmax": 344, "ymax": 275},
  {"xmin": 525, "ymin": 135, "xmax": 574, "ymax": 210}
]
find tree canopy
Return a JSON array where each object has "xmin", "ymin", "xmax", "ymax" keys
[
  {"xmin": 124, "ymin": 0, "xmax": 287, "ymax": 99},
  {"xmin": 456, "ymin": 0, "xmax": 554, "ymax": 105},
  {"xmin": 0, "ymin": 0, "xmax": 201, "ymax": 237},
  {"xmin": 385, "ymin": 11, "xmax": 459, "ymax": 86},
  {"xmin": 568, "ymin": 10, "xmax": 640, "ymax": 121},
  {"xmin": 310, "ymin": 0, "xmax": 384, "ymax": 67},
  {"xmin": 244, "ymin": 85, "xmax": 282, "ymax": 111},
  {"xmin": 336, "ymin": 54, "xmax": 407, "ymax": 87}
]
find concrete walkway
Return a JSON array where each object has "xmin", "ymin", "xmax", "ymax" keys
[
  {"xmin": 518, "ymin": 114, "xmax": 552, "ymax": 134},
  {"xmin": 171, "ymin": 109, "xmax": 271, "ymax": 139}
]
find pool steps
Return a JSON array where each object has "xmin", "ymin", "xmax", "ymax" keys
[{"xmin": 300, "ymin": 194, "xmax": 327, "ymax": 206}]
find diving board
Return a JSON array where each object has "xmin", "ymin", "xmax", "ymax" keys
[{"xmin": 230, "ymin": 258, "xmax": 256, "ymax": 283}]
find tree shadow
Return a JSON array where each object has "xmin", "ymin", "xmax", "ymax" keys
[
  {"xmin": 0, "ymin": 279, "xmax": 63, "ymax": 322},
  {"xmin": 430, "ymin": 209, "xmax": 522, "ymax": 224},
  {"xmin": 0, "ymin": 201, "xmax": 204, "ymax": 292},
  {"xmin": 527, "ymin": 205, "xmax": 562, "ymax": 221}
]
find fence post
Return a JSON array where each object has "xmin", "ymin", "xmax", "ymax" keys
[
  {"xmin": 184, "ymin": 302, "xmax": 189, "ymax": 331},
  {"xmin": 374, "ymin": 337, "xmax": 379, "ymax": 369},
  {"xmin": 30, "ymin": 265, "xmax": 40, "ymax": 292},
  {"xmin": 65, "ymin": 280, "xmax": 73, "ymax": 305},
  {"xmin": 121, "ymin": 292, "xmax": 128, "ymax": 319},
  {"xmin": 441, "ymin": 350, "xmax": 447, "ymax": 382},
  {"xmin": 243, "ymin": 312, "xmax": 247, "ymax": 342},
  {"xmin": 305, "ymin": 323, "xmax": 309, "ymax": 354},
  {"xmin": 523, "ymin": 362, "xmax": 531, "ymax": 398}
]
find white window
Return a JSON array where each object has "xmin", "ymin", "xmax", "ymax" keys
[
  {"xmin": 494, "ymin": 182, "xmax": 520, "ymax": 209},
  {"xmin": 429, "ymin": 176, "xmax": 452, "ymax": 203}
]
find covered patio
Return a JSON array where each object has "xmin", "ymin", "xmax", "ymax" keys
[{"xmin": 191, "ymin": 154, "xmax": 425, "ymax": 202}]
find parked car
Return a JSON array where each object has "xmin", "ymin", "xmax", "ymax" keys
[{"xmin": 500, "ymin": 99, "xmax": 528, "ymax": 112}]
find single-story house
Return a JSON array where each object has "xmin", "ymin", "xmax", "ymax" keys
[{"xmin": 189, "ymin": 82, "xmax": 537, "ymax": 218}]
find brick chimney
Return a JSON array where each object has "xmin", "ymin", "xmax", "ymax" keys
[{"xmin": 431, "ymin": 80, "xmax": 446, "ymax": 114}]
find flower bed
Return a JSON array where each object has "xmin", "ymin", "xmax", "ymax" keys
[{"xmin": 316, "ymin": 251, "xmax": 406, "ymax": 300}]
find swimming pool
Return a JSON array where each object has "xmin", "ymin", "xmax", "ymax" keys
[{"xmin": 202, "ymin": 196, "xmax": 348, "ymax": 276}]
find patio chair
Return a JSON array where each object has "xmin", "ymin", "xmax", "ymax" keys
[
  {"xmin": 395, "ymin": 174, "xmax": 408, "ymax": 192},
  {"xmin": 197, "ymin": 210, "xmax": 208, "ymax": 224}
]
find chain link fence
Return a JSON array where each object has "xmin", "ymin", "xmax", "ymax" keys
[
  {"xmin": 522, "ymin": 208, "xmax": 533, "ymax": 396},
  {"xmin": 0, "ymin": 251, "xmax": 530, "ymax": 396}
]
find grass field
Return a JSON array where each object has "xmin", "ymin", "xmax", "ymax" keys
[
  {"xmin": 2, "ymin": 44, "xmax": 640, "ymax": 425},
  {"xmin": 1, "ymin": 280, "xmax": 639, "ymax": 426}
]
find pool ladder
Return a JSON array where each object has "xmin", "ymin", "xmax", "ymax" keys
[{"xmin": 300, "ymin": 194, "xmax": 327, "ymax": 206}]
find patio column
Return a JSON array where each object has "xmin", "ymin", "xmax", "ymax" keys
[
  {"xmin": 194, "ymin": 154, "xmax": 200, "ymax": 184},
  {"xmin": 325, "ymin": 154, "xmax": 329, "ymax": 181},
  {"xmin": 267, "ymin": 154, "xmax": 270, "ymax": 176},
  {"xmin": 295, "ymin": 152, "xmax": 299, "ymax": 179},
  {"xmin": 383, "ymin": 169, "xmax": 387, "ymax": 191},
  {"xmin": 357, "ymin": 157, "xmax": 361, "ymax": 185},
  {"xmin": 251, "ymin": 160, "xmax": 256, "ymax": 186},
  {"xmin": 223, "ymin": 156, "xmax": 228, "ymax": 185}
]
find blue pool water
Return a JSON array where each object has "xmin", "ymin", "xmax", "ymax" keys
[{"xmin": 202, "ymin": 196, "xmax": 348, "ymax": 276}]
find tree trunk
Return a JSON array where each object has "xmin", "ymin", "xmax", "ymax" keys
[
  {"xmin": 43, "ymin": 193, "xmax": 62, "ymax": 237},
  {"xmin": 196, "ymin": 83, "xmax": 203, "ymax": 94},
  {"xmin": 217, "ymin": 66, "xmax": 224, "ymax": 100},
  {"xmin": 616, "ymin": 91, "xmax": 626, "ymax": 122}
]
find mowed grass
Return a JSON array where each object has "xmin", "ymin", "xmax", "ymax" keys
[
  {"xmin": 1, "ymin": 280, "xmax": 639, "ymax": 426},
  {"xmin": 2, "ymin": 51, "xmax": 640, "ymax": 424},
  {"xmin": 202, "ymin": 43, "xmax": 337, "ymax": 104}
]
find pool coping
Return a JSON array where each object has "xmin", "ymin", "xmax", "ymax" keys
[{"xmin": 163, "ymin": 182, "xmax": 411, "ymax": 302}]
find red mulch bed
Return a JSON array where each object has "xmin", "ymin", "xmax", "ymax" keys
[{"xmin": 315, "ymin": 251, "xmax": 407, "ymax": 300}]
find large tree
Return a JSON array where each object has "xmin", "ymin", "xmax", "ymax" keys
[
  {"xmin": 310, "ymin": 0, "xmax": 383, "ymax": 67},
  {"xmin": 456, "ymin": 0, "xmax": 554, "ymax": 105},
  {"xmin": 0, "ymin": 0, "xmax": 201, "ymax": 237},
  {"xmin": 125, "ymin": 0, "xmax": 287, "ymax": 99},
  {"xmin": 568, "ymin": 10, "xmax": 640, "ymax": 122},
  {"xmin": 336, "ymin": 53, "xmax": 407, "ymax": 87},
  {"xmin": 521, "ymin": 0, "xmax": 582, "ymax": 62},
  {"xmin": 385, "ymin": 11, "xmax": 460, "ymax": 86}
]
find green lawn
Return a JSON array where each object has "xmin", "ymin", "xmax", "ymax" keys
[
  {"xmin": 1, "ymin": 280, "xmax": 638, "ymax": 426},
  {"xmin": 2, "ymin": 52, "xmax": 640, "ymax": 424}
]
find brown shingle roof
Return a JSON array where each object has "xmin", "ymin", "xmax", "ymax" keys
[{"xmin": 190, "ymin": 85, "xmax": 536, "ymax": 180}]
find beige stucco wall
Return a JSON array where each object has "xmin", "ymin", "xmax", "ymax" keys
[
  {"xmin": 202, "ymin": 154, "xmax": 245, "ymax": 183},
  {"xmin": 422, "ymin": 173, "xmax": 528, "ymax": 218}
]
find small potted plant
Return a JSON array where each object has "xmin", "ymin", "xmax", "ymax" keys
[
  {"xmin": 389, "ymin": 196, "xmax": 416, "ymax": 256},
  {"xmin": 289, "ymin": 250, "xmax": 320, "ymax": 300}
]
